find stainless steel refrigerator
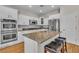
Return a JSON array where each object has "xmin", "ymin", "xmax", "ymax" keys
[{"xmin": 48, "ymin": 19, "xmax": 60, "ymax": 32}]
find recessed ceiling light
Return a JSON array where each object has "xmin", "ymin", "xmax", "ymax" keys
[
  {"xmin": 40, "ymin": 10, "xmax": 42, "ymax": 13},
  {"xmin": 28, "ymin": 5, "xmax": 32, "ymax": 8},
  {"xmin": 51, "ymin": 5, "xmax": 54, "ymax": 8}
]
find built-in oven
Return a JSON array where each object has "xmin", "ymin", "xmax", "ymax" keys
[
  {"xmin": 0, "ymin": 19, "xmax": 17, "ymax": 44},
  {"xmin": 1, "ymin": 30, "xmax": 17, "ymax": 44},
  {"xmin": 1, "ymin": 19, "xmax": 17, "ymax": 30}
]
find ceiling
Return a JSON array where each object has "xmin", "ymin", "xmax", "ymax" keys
[{"xmin": 4, "ymin": 5, "xmax": 60, "ymax": 17}]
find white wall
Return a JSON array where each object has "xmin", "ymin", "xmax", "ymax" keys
[
  {"xmin": 60, "ymin": 5, "xmax": 79, "ymax": 45},
  {"xmin": 60, "ymin": 5, "xmax": 79, "ymax": 32},
  {"xmin": 49, "ymin": 13, "xmax": 60, "ymax": 19},
  {"xmin": 41, "ymin": 9, "xmax": 60, "ymax": 18},
  {"xmin": 60, "ymin": 5, "xmax": 79, "ymax": 15},
  {"xmin": 19, "ymin": 10, "xmax": 38, "ymax": 18}
]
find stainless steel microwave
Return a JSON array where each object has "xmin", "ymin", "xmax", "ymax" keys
[{"xmin": 29, "ymin": 20, "xmax": 37, "ymax": 25}]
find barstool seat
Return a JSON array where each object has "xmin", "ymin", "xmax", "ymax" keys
[
  {"xmin": 45, "ymin": 41, "xmax": 62, "ymax": 53},
  {"xmin": 44, "ymin": 37, "xmax": 67, "ymax": 53}
]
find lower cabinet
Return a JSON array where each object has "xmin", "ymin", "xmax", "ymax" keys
[
  {"xmin": 67, "ymin": 43, "xmax": 79, "ymax": 53},
  {"xmin": 24, "ymin": 36, "xmax": 38, "ymax": 53},
  {"xmin": 0, "ymin": 42, "xmax": 24, "ymax": 53}
]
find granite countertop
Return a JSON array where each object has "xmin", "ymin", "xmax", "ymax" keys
[{"xmin": 23, "ymin": 31, "xmax": 60, "ymax": 43}]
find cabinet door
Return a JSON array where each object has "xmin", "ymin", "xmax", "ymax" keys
[
  {"xmin": 37, "ymin": 18, "xmax": 41, "ymax": 25},
  {"xmin": 25, "ymin": 16, "xmax": 29, "ymax": 25},
  {"xmin": 18, "ymin": 15, "xmax": 25, "ymax": 25},
  {"xmin": 38, "ymin": 18, "xmax": 48, "ymax": 25},
  {"xmin": 22, "ymin": 15, "xmax": 27, "ymax": 25},
  {"xmin": 44, "ymin": 18, "xmax": 48, "ymax": 25},
  {"xmin": 18, "ymin": 15, "xmax": 23, "ymax": 25},
  {"xmin": 18, "ymin": 15, "xmax": 32, "ymax": 25},
  {"xmin": 23, "ymin": 37, "xmax": 38, "ymax": 53},
  {"xmin": 34, "ymin": 18, "xmax": 38, "ymax": 25}
]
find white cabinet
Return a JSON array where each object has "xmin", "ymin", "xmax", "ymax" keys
[
  {"xmin": 43, "ymin": 18, "xmax": 49, "ymax": 25},
  {"xmin": 18, "ymin": 15, "xmax": 22, "ymax": 25},
  {"xmin": 18, "ymin": 14, "xmax": 38, "ymax": 25},
  {"xmin": 39, "ymin": 14, "xmax": 60, "ymax": 25},
  {"xmin": 24, "ymin": 36, "xmax": 38, "ymax": 53},
  {"xmin": 0, "ymin": 6, "xmax": 17, "ymax": 20},
  {"xmin": 37, "ymin": 18, "xmax": 41, "ymax": 25},
  {"xmin": 38, "ymin": 17, "xmax": 49, "ymax": 25},
  {"xmin": 18, "ymin": 14, "xmax": 30, "ymax": 25}
]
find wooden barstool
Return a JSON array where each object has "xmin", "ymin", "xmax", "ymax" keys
[
  {"xmin": 44, "ymin": 37, "xmax": 67, "ymax": 53},
  {"xmin": 57, "ymin": 37, "xmax": 67, "ymax": 53}
]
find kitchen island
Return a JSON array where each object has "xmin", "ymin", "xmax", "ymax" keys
[{"xmin": 23, "ymin": 31, "xmax": 60, "ymax": 53}]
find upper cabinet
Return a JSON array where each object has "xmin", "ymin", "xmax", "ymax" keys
[
  {"xmin": 38, "ymin": 17, "xmax": 49, "ymax": 25},
  {"xmin": 0, "ymin": 6, "xmax": 17, "ymax": 20},
  {"xmin": 18, "ymin": 14, "xmax": 38, "ymax": 25},
  {"xmin": 38, "ymin": 14, "xmax": 60, "ymax": 25},
  {"xmin": 18, "ymin": 14, "xmax": 29, "ymax": 25},
  {"xmin": 43, "ymin": 18, "xmax": 49, "ymax": 25}
]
